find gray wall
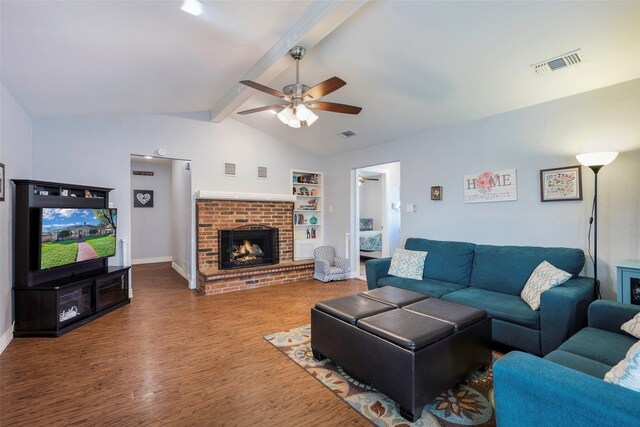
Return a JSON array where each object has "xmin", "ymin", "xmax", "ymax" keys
[
  {"xmin": 0, "ymin": 84, "xmax": 32, "ymax": 344},
  {"xmin": 323, "ymin": 78, "xmax": 640, "ymax": 300},
  {"xmin": 131, "ymin": 158, "xmax": 172, "ymax": 262}
]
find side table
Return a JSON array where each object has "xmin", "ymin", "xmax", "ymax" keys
[{"xmin": 616, "ymin": 260, "xmax": 640, "ymax": 305}]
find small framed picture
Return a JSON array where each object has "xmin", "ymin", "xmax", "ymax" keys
[
  {"xmin": 431, "ymin": 186, "xmax": 443, "ymax": 201},
  {"xmin": 39, "ymin": 190, "xmax": 49, "ymax": 196},
  {"xmin": 134, "ymin": 189, "xmax": 154, "ymax": 208},
  {"xmin": 0, "ymin": 163, "xmax": 4, "ymax": 202},
  {"xmin": 61, "ymin": 189, "xmax": 69, "ymax": 197},
  {"xmin": 540, "ymin": 166, "xmax": 582, "ymax": 202}
]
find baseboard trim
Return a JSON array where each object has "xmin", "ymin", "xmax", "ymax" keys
[
  {"xmin": 172, "ymin": 262, "xmax": 190, "ymax": 282},
  {"xmin": 0, "ymin": 323, "xmax": 14, "ymax": 354},
  {"xmin": 132, "ymin": 256, "xmax": 173, "ymax": 265}
]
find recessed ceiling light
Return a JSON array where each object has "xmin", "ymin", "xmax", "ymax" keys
[
  {"xmin": 144, "ymin": 156, "xmax": 153, "ymax": 159},
  {"xmin": 181, "ymin": 0, "xmax": 203, "ymax": 16}
]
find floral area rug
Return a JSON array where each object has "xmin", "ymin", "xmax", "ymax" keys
[{"xmin": 264, "ymin": 325, "xmax": 501, "ymax": 427}]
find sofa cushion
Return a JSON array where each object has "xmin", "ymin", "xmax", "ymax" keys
[
  {"xmin": 556, "ymin": 327, "xmax": 637, "ymax": 367},
  {"xmin": 377, "ymin": 276, "xmax": 466, "ymax": 298},
  {"xmin": 404, "ymin": 238, "xmax": 475, "ymax": 286},
  {"xmin": 469, "ymin": 245, "xmax": 584, "ymax": 296},
  {"xmin": 605, "ymin": 340, "xmax": 640, "ymax": 391},
  {"xmin": 621, "ymin": 312, "xmax": 640, "ymax": 339},
  {"xmin": 520, "ymin": 261, "xmax": 572, "ymax": 310},
  {"xmin": 388, "ymin": 248, "xmax": 427, "ymax": 280},
  {"xmin": 441, "ymin": 287, "xmax": 540, "ymax": 329},
  {"xmin": 544, "ymin": 349, "xmax": 612, "ymax": 379}
]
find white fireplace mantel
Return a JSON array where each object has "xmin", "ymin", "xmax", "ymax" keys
[{"xmin": 195, "ymin": 190, "xmax": 296, "ymax": 203}]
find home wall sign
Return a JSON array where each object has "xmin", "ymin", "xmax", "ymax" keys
[{"xmin": 464, "ymin": 169, "xmax": 517, "ymax": 203}]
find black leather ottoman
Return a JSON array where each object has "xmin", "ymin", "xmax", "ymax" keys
[{"xmin": 311, "ymin": 288, "xmax": 491, "ymax": 422}]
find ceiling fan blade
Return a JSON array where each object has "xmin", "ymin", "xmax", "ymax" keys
[
  {"xmin": 302, "ymin": 77, "xmax": 346, "ymax": 100},
  {"xmin": 237, "ymin": 104, "xmax": 288, "ymax": 115},
  {"xmin": 308, "ymin": 101, "xmax": 362, "ymax": 115},
  {"xmin": 239, "ymin": 80, "xmax": 286, "ymax": 99}
]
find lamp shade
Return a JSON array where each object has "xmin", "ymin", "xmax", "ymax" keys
[
  {"xmin": 576, "ymin": 152, "xmax": 619, "ymax": 167},
  {"xmin": 305, "ymin": 110, "xmax": 319, "ymax": 126}
]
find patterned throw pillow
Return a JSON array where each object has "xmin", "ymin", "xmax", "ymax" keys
[
  {"xmin": 388, "ymin": 248, "xmax": 428, "ymax": 280},
  {"xmin": 520, "ymin": 261, "xmax": 572, "ymax": 310},
  {"xmin": 621, "ymin": 312, "xmax": 640, "ymax": 339},
  {"xmin": 604, "ymin": 340, "xmax": 640, "ymax": 392}
]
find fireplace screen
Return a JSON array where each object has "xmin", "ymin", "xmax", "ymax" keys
[{"xmin": 218, "ymin": 225, "xmax": 279, "ymax": 270}]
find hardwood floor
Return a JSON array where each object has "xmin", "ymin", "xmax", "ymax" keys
[{"xmin": 1, "ymin": 263, "xmax": 371, "ymax": 426}]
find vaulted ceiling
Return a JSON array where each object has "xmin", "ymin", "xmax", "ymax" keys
[{"xmin": 3, "ymin": 1, "xmax": 640, "ymax": 156}]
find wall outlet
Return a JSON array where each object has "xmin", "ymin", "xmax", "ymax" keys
[
  {"xmin": 391, "ymin": 202, "xmax": 401, "ymax": 210},
  {"xmin": 405, "ymin": 203, "xmax": 416, "ymax": 213}
]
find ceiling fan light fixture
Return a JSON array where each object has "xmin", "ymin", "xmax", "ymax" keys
[
  {"xmin": 295, "ymin": 104, "xmax": 310, "ymax": 121},
  {"xmin": 288, "ymin": 117, "xmax": 301, "ymax": 128},
  {"xmin": 277, "ymin": 107, "xmax": 293, "ymax": 124},
  {"xmin": 180, "ymin": 0, "xmax": 203, "ymax": 16},
  {"xmin": 305, "ymin": 110, "xmax": 319, "ymax": 126}
]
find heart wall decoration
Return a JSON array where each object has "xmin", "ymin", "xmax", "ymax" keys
[{"xmin": 133, "ymin": 190, "xmax": 154, "ymax": 208}]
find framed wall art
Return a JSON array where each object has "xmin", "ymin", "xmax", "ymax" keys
[
  {"xmin": 464, "ymin": 168, "xmax": 517, "ymax": 203},
  {"xmin": 133, "ymin": 189, "xmax": 154, "ymax": 208},
  {"xmin": 540, "ymin": 166, "xmax": 582, "ymax": 202},
  {"xmin": 430, "ymin": 186, "xmax": 443, "ymax": 201}
]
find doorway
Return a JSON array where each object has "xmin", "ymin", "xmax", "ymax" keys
[
  {"xmin": 352, "ymin": 161, "xmax": 401, "ymax": 279},
  {"xmin": 130, "ymin": 155, "xmax": 192, "ymax": 287}
]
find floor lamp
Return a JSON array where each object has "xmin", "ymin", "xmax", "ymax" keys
[{"xmin": 576, "ymin": 151, "xmax": 619, "ymax": 299}]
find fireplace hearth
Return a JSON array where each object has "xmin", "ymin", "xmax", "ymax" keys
[{"xmin": 218, "ymin": 225, "xmax": 279, "ymax": 270}]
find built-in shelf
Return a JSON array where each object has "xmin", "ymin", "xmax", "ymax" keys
[{"xmin": 292, "ymin": 170, "xmax": 323, "ymax": 260}]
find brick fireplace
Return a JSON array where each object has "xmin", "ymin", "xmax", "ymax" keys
[{"xmin": 196, "ymin": 193, "xmax": 314, "ymax": 295}]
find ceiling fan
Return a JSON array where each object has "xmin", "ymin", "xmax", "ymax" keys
[{"xmin": 237, "ymin": 46, "xmax": 362, "ymax": 128}]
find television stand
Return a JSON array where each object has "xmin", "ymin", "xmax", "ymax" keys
[
  {"xmin": 11, "ymin": 179, "xmax": 129, "ymax": 337},
  {"xmin": 13, "ymin": 266, "xmax": 131, "ymax": 337}
]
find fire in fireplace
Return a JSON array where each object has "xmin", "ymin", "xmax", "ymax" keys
[{"xmin": 218, "ymin": 225, "xmax": 279, "ymax": 270}]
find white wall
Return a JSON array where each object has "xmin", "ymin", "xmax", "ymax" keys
[
  {"xmin": 131, "ymin": 158, "xmax": 172, "ymax": 263},
  {"xmin": 31, "ymin": 114, "xmax": 322, "ymax": 285},
  {"xmin": 171, "ymin": 159, "xmax": 191, "ymax": 280},
  {"xmin": 359, "ymin": 178, "xmax": 382, "ymax": 230},
  {"xmin": 323, "ymin": 78, "xmax": 640, "ymax": 300},
  {"xmin": 0, "ymin": 84, "xmax": 32, "ymax": 348}
]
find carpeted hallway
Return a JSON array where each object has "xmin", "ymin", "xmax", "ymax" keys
[{"xmin": 0, "ymin": 263, "xmax": 369, "ymax": 426}]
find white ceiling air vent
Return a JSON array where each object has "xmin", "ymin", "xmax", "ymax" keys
[
  {"xmin": 338, "ymin": 130, "xmax": 357, "ymax": 139},
  {"xmin": 531, "ymin": 49, "xmax": 585, "ymax": 75},
  {"xmin": 257, "ymin": 166, "xmax": 268, "ymax": 179},
  {"xmin": 223, "ymin": 162, "xmax": 236, "ymax": 177}
]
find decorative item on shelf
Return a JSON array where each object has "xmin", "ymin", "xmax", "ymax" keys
[
  {"xmin": 84, "ymin": 190, "xmax": 92, "ymax": 198},
  {"xmin": 576, "ymin": 151, "xmax": 619, "ymax": 299},
  {"xmin": 40, "ymin": 190, "xmax": 49, "ymax": 196},
  {"xmin": 292, "ymin": 187, "xmax": 297, "ymax": 195},
  {"xmin": 60, "ymin": 189, "xmax": 69, "ymax": 197},
  {"xmin": 299, "ymin": 186, "xmax": 309, "ymax": 196},
  {"xmin": 310, "ymin": 216, "xmax": 318, "ymax": 225},
  {"xmin": 308, "ymin": 199, "xmax": 318, "ymax": 210},
  {"xmin": 310, "ymin": 188, "xmax": 318, "ymax": 196},
  {"xmin": 540, "ymin": 165, "xmax": 582, "ymax": 202},
  {"xmin": 71, "ymin": 194, "xmax": 77, "ymax": 198},
  {"xmin": 59, "ymin": 305, "xmax": 79, "ymax": 322},
  {"xmin": 430, "ymin": 186, "xmax": 443, "ymax": 201},
  {"xmin": 293, "ymin": 175, "xmax": 298, "ymax": 183}
]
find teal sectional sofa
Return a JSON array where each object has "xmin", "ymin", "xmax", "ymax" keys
[
  {"xmin": 493, "ymin": 301, "xmax": 640, "ymax": 426},
  {"xmin": 365, "ymin": 238, "xmax": 594, "ymax": 355}
]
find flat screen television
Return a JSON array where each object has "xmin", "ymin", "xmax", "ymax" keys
[{"xmin": 40, "ymin": 208, "xmax": 117, "ymax": 270}]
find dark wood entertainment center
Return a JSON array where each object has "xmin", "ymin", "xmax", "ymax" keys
[{"xmin": 12, "ymin": 180, "xmax": 130, "ymax": 337}]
